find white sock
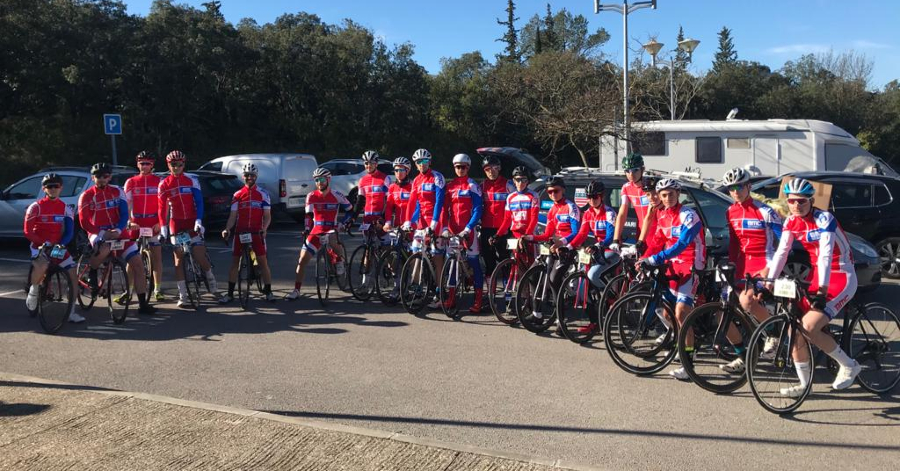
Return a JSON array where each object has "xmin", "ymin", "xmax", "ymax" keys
[
  {"xmin": 205, "ymin": 270, "xmax": 217, "ymax": 292},
  {"xmin": 177, "ymin": 281, "xmax": 187, "ymax": 297},
  {"xmin": 827, "ymin": 346, "xmax": 855, "ymax": 368},
  {"xmin": 28, "ymin": 285, "xmax": 39, "ymax": 295},
  {"xmin": 795, "ymin": 361, "xmax": 812, "ymax": 387}
]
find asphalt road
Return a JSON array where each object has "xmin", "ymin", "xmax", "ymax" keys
[{"xmin": 1, "ymin": 224, "xmax": 898, "ymax": 470}]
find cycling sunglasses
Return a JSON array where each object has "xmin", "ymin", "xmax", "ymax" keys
[
  {"xmin": 454, "ymin": 164, "xmax": 469, "ymax": 169},
  {"xmin": 138, "ymin": 161, "xmax": 154, "ymax": 166},
  {"xmin": 547, "ymin": 188, "xmax": 562, "ymax": 195},
  {"xmin": 787, "ymin": 198, "xmax": 810, "ymax": 205},
  {"xmin": 168, "ymin": 162, "xmax": 184, "ymax": 168},
  {"xmin": 727, "ymin": 184, "xmax": 746, "ymax": 192},
  {"xmin": 624, "ymin": 167, "xmax": 641, "ymax": 173},
  {"xmin": 394, "ymin": 167, "xmax": 409, "ymax": 172},
  {"xmin": 415, "ymin": 158, "xmax": 431, "ymax": 165},
  {"xmin": 243, "ymin": 173, "xmax": 257, "ymax": 178},
  {"xmin": 314, "ymin": 177, "xmax": 329, "ymax": 184},
  {"xmin": 513, "ymin": 177, "xmax": 529, "ymax": 183},
  {"xmin": 43, "ymin": 184, "xmax": 61, "ymax": 189}
]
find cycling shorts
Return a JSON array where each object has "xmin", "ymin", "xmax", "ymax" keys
[
  {"xmin": 30, "ymin": 246, "xmax": 75, "ymax": 270},
  {"xmin": 798, "ymin": 269, "xmax": 857, "ymax": 319},
  {"xmin": 666, "ymin": 266, "xmax": 697, "ymax": 307},
  {"xmin": 169, "ymin": 218, "xmax": 204, "ymax": 247},
  {"xmin": 410, "ymin": 229, "xmax": 448, "ymax": 256},
  {"xmin": 88, "ymin": 234, "xmax": 138, "ymax": 262},
  {"xmin": 232, "ymin": 233, "xmax": 267, "ymax": 257},
  {"xmin": 302, "ymin": 231, "xmax": 337, "ymax": 256},
  {"xmin": 444, "ymin": 230, "xmax": 479, "ymax": 257}
]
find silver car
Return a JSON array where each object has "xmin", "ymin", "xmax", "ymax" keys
[{"xmin": 319, "ymin": 159, "xmax": 394, "ymax": 204}]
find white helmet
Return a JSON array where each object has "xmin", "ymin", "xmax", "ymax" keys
[
  {"xmin": 452, "ymin": 153, "xmax": 471, "ymax": 166},
  {"xmin": 313, "ymin": 167, "xmax": 331, "ymax": 179},
  {"xmin": 655, "ymin": 178, "xmax": 682, "ymax": 192},
  {"xmin": 722, "ymin": 167, "xmax": 749, "ymax": 186},
  {"xmin": 362, "ymin": 150, "xmax": 379, "ymax": 163},
  {"xmin": 412, "ymin": 148, "xmax": 432, "ymax": 162},
  {"xmin": 393, "ymin": 157, "xmax": 411, "ymax": 170},
  {"xmin": 242, "ymin": 163, "xmax": 258, "ymax": 176}
]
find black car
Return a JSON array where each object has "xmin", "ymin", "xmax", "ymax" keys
[
  {"xmin": 476, "ymin": 147, "xmax": 551, "ymax": 181},
  {"xmin": 752, "ymin": 171, "xmax": 900, "ymax": 279}
]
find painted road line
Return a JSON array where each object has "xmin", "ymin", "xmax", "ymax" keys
[
  {"xmin": 0, "ymin": 289, "xmax": 24, "ymax": 297},
  {"xmin": 0, "ymin": 257, "xmax": 31, "ymax": 263}
]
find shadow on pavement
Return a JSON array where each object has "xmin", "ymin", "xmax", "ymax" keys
[{"xmin": 0, "ymin": 400, "xmax": 51, "ymax": 417}]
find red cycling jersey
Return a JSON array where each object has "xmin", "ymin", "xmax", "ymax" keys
[
  {"xmin": 158, "ymin": 173, "xmax": 203, "ymax": 225},
  {"xmin": 642, "ymin": 204, "xmax": 666, "ymax": 257},
  {"xmin": 405, "ymin": 169, "xmax": 446, "ymax": 229},
  {"xmin": 533, "ymin": 199, "xmax": 581, "ymax": 244},
  {"xmin": 305, "ymin": 190, "xmax": 352, "ymax": 235},
  {"xmin": 768, "ymin": 209, "xmax": 854, "ymax": 288},
  {"xmin": 78, "ymin": 185, "xmax": 128, "ymax": 237},
  {"xmin": 24, "ymin": 197, "xmax": 74, "ymax": 249},
  {"xmin": 727, "ymin": 198, "xmax": 783, "ymax": 277},
  {"xmin": 124, "ymin": 173, "xmax": 161, "ymax": 227},
  {"xmin": 231, "ymin": 185, "xmax": 271, "ymax": 232},
  {"xmin": 647, "ymin": 203, "xmax": 706, "ymax": 273},
  {"xmin": 356, "ymin": 171, "xmax": 393, "ymax": 222},
  {"xmin": 568, "ymin": 205, "xmax": 617, "ymax": 249},
  {"xmin": 443, "ymin": 176, "xmax": 483, "ymax": 233},
  {"xmin": 384, "ymin": 179, "xmax": 412, "ymax": 227},
  {"xmin": 497, "ymin": 190, "xmax": 540, "ymax": 237},
  {"xmin": 620, "ymin": 181, "xmax": 650, "ymax": 232},
  {"xmin": 480, "ymin": 177, "xmax": 515, "ymax": 229}
]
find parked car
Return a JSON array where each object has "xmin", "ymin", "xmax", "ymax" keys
[
  {"xmin": 198, "ymin": 153, "xmax": 318, "ymax": 221},
  {"xmin": 178, "ymin": 171, "xmax": 244, "ymax": 234},
  {"xmin": 530, "ymin": 169, "xmax": 881, "ymax": 291},
  {"xmin": 476, "ymin": 147, "xmax": 551, "ymax": 181},
  {"xmin": 318, "ymin": 158, "xmax": 394, "ymax": 204},
  {"xmin": 752, "ymin": 171, "xmax": 900, "ymax": 279}
]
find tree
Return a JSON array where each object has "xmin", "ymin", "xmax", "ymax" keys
[
  {"xmin": 519, "ymin": 6, "xmax": 609, "ymax": 60},
  {"xmin": 674, "ymin": 25, "xmax": 688, "ymax": 70},
  {"xmin": 496, "ymin": 0, "xmax": 519, "ymax": 63},
  {"xmin": 542, "ymin": 4, "xmax": 557, "ymax": 52},
  {"xmin": 712, "ymin": 26, "xmax": 737, "ymax": 72}
]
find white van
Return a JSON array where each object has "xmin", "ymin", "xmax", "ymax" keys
[
  {"xmin": 599, "ymin": 119, "xmax": 886, "ymax": 178},
  {"xmin": 199, "ymin": 153, "xmax": 317, "ymax": 220}
]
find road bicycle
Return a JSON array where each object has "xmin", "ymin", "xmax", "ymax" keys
[
  {"xmin": 137, "ymin": 227, "xmax": 157, "ymax": 296},
  {"xmin": 314, "ymin": 229, "xmax": 350, "ymax": 307},
  {"xmin": 170, "ymin": 231, "xmax": 213, "ymax": 310},
  {"xmin": 399, "ymin": 229, "xmax": 440, "ymax": 315},
  {"xmin": 74, "ymin": 238, "xmax": 132, "ymax": 324},
  {"xmin": 488, "ymin": 237, "xmax": 535, "ymax": 325},
  {"xmin": 348, "ymin": 221, "xmax": 385, "ymax": 302},
  {"xmin": 233, "ymin": 231, "xmax": 265, "ymax": 309},
  {"xmin": 514, "ymin": 243, "xmax": 575, "ymax": 333},
  {"xmin": 556, "ymin": 246, "xmax": 622, "ymax": 344},
  {"xmin": 26, "ymin": 244, "xmax": 75, "ymax": 333},
  {"xmin": 439, "ymin": 233, "xmax": 475, "ymax": 320},
  {"xmin": 373, "ymin": 228, "xmax": 412, "ymax": 306}
]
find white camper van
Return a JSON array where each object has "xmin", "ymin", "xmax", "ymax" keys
[{"xmin": 599, "ymin": 119, "xmax": 883, "ymax": 177}]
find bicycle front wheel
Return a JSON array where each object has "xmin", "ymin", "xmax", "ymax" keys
[
  {"xmin": 556, "ymin": 271, "xmax": 600, "ymax": 344},
  {"xmin": 182, "ymin": 256, "xmax": 201, "ymax": 310},
  {"xmin": 439, "ymin": 257, "xmax": 464, "ymax": 320},
  {"xmin": 746, "ymin": 315, "xmax": 814, "ymax": 414},
  {"xmin": 399, "ymin": 252, "xmax": 435, "ymax": 315},
  {"xmin": 846, "ymin": 302, "xmax": 900, "ymax": 394},
  {"xmin": 75, "ymin": 253, "xmax": 96, "ymax": 311},
  {"xmin": 348, "ymin": 244, "xmax": 375, "ymax": 301},
  {"xmin": 37, "ymin": 267, "xmax": 73, "ymax": 334},
  {"xmin": 374, "ymin": 250, "xmax": 402, "ymax": 306},
  {"xmin": 602, "ymin": 292, "xmax": 678, "ymax": 375},
  {"xmin": 315, "ymin": 250, "xmax": 332, "ymax": 306},
  {"xmin": 515, "ymin": 265, "xmax": 557, "ymax": 333},
  {"xmin": 238, "ymin": 249, "xmax": 251, "ymax": 310},
  {"xmin": 679, "ymin": 303, "xmax": 752, "ymax": 394},
  {"xmin": 141, "ymin": 248, "xmax": 155, "ymax": 295},
  {"xmin": 106, "ymin": 258, "xmax": 131, "ymax": 324},
  {"xmin": 488, "ymin": 259, "xmax": 518, "ymax": 325}
]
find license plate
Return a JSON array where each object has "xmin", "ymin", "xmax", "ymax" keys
[
  {"xmin": 50, "ymin": 245, "xmax": 67, "ymax": 259},
  {"xmin": 507, "ymin": 238, "xmax": 519, "ymax": 250},
  {"xmin": 175, "ymin": 233, "xmax": 192, "ymax": 245},
  {"xmin": 109, "ymin": 240, "xmax": 125, "ymax": 251},
  {"xmin": 774, "ymin": 278, "xmax": 797, "ymax": 299},
  {"xmin": 359, "ymin": 223, "xmax": 371, "ymax": 231},
  {"xmin": 539, "ymin": 245, "xmax": 551, "ymax": 256},
  {"xmin": 578, "ymin": 250, "xmax": 592, "ymax": 265},
  {"xmin": 239, "ymin": 233, "xmax": 253, "ymax": 244},
  {"xmin": 139, "ymin": 227, "xmax": 153, "ymax": 237}
]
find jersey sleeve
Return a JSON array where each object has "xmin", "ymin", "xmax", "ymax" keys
[
  {"xmin": 766, "ymin": 218, "xmax": 796, "ymax": 278},
  {"xmin": 727, "ymin": 206, "xmax": 740, "ymax": 264},
  {"xmin": 525, "ymin": 192, "xmax": 540, "ymax": 235},
  {"xmin": 466, "ymin": 179, "xmax": 483, "ymax": 231},
  {"xmin": 404, "ymin": 182, "xmax": 419, "ymax": 224},
  {"xmin": 567, "ymin": 210, "xmax": 592, "ymax": 248},
  {"xmin": 189, "ymin": 175, "xmax": 204, "ymax": 220},
  {"xmin": 432, "ymin": 172, "xmax": 445, "ymax": 224},
  {"xmin": 533, "ymin": 206, "xmax": 556, "ymax": 242},
  {"xmin": 23, "ymin": 202, "xmax": 42, "ymax": 245},
  {"xmin": 815, "ymin": 211, "xmax": 837, "ymax": 287},
  {"xmin": 649, "ymin": 208, "xmax": 702, "ymax": 264},
  {"xmin": 563, "ymin": 202, "xmax": 581, "ymax": 244},
  {"xmin": 496, "ymin": 194, "xmax": 513, "ymax": 237},
  {"xmin": 78, "ymin": 191, "xmax": 99, "ymax": 236},
  {"xmin": 602, "ymin": 207, "xmax": 617, "ymax": 246},
  {"xmin": 123, "ymin": 178, "xmax": 134, "ymax": 203},
  {"xmin": 114, "ymin": 186, "xmax": 129, "ymax": 230},
  {"xmin": 157, "ymin": 179, "xmax": 168, "ymax": 227},
  {"xmin": 230, "ymin": 189, "xmax": 241, "ymax": 212},
  {"xmin": 60, "ymin": 205, "xmax": 75, "ymax": 245},
  {"xmin": 761, "ymin": 204, "xmax": 784, "ymax": 255},
  {"xmin": 259, "ymin": 188, "xmax": 272, "ymax": 208}
]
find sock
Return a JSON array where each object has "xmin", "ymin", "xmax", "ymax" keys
[
  {"xmin": 733, "ymin": 342, "xmax": 745, "ymax": 355},
  {"xmin": 205, "ymin": 270, "xmax": 217, "ymax": 291},
  {"xmin": 137, "ymin": 293, "xmax": 147, "ymax": 307},
  {"xmin": 28, "ymin": 285, "xmax": 39, "ymax": 295},
  {"xmin": 795, "ymin": 361, "xmax": 812, "ymax": 387},
  {"xmin": 228, "ymin": 282, "xmax": 235, "ymax": 296},
  {"xmin": 295, "ymin": 281, "xmax": 302, "ymax": 290},
  {"xmin": 264, "ymin": 284, "xmax": 271, "ymax": 294},
  {"xmin": 827, "ymin": 346, "xmax": 855, "ymax": 368},
  {"xmin": 177, "ymin": 280, "xmax": 187, "ymax": 297}
]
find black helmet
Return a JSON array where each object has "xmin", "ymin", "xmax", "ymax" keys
[
  {"xmin": 136, "ymin": 150, "xmax": 156, "ymax": 162},
  {"xmin": 641, "ymin": 176, "xmax": 660, "ymax": 192},
  {"xmin": 482, "ymin": 155, "xmax": 501, "ymax": 168},
  {"xmin": 586, "ymin": 180, "xmax": 605, "ymax": 196},
  {"xmin": 545, "ymin": 176, "xmax": 565, "ymax": 188},
  {"xmin": 512, "ymin": 166, "xmax": 528, "ymax": 177},
  {"xmin": 91, "ymin": 162, "xmax": 112, "ymax": 175},
  {"xmin": 42, "ymin": 173, "xmax": 63, "ymax": 187}
]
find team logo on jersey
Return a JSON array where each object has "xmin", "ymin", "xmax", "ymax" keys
[
  {"xmin": 370, "ymin": 186, "xmax": 386, "ymax": 194},
  {"xmin": 400, "ymin": 192, "xmax": 410, "ymax": 200},
  {"xmin": 423, "ymin": 183, "xmax": 435, "ymax": 191},
  {"xmin": 557, "ymin": 214, "xmax": 571, "ymax": 223},
  {"xmin": 741, "ymin": 219, "xmax": 764, "ymax": 230},
  {"xmin": 104, "ymin": 200, "xmax": 117, "ymax": 208},
  {"xmin": 639, "ymin": 195, "xmax": 649, "ymax": 206},
  {"xmin": 458, "ymin": 189, "xmax": 470, "ymax": 197},
  {"xmin": 179, "ymin": 187, "xmax": 192, "ymax": 194},
  {"xmin": 53, "ymin": 216, "xmax": 64, "ymax": 223},
  {"xmin": 672, "ymin": 226, "xmax": 682, "ymax": 237},
  {"xmin": 509, "ymin": 201, "xmax": 532, "ymax": 211},
  {"xmin": 807, "ymin": 229, "xmax": 821, "ymax": 242},
  {"xmin": 323, "ymin": 203, "xmax": 338, "ymax": 210},
  {"xmin": 493, "ymin": 193, "xmax": 509, "ymax": 201}
]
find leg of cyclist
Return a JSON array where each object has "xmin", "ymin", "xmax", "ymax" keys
[
  {"xmin": 191, "ymin": 243, "xmax": 225, "ymax": 301},
  {"xmin": 429, "ymin": 234, "xmax": 446, "ymax": 309},
  {"xmin": 26, "ymin": 254, "xmax": 50, "ymax": 312},
  {"xmin": 225, "ymin": 244, "xmax": 241, "ymax": 304},
  {"xmin": 668, "ymin": 273, "xmax": 696, "ymax": 380},
  {"xmin": 255, "ymin": 235, "xmax": 274, "ymax": 301},
  {"xmin": 150, "ymin": 243, "xmax": 164, "ymax": 301},
  {"xmin": 329, "ymin": 232, "xmax": 346, "ymax": 275},
  {"xmin": 123, "ymin": 244, "xmax": 155, "ymax": 314},
  {"xmin": 287, "ymin": 235, "xmax": 318, "ymax": 300},
  {"xmin": 172, "ymin": 245, "xmax": 188, "ymax": 306},
  {"xmin": 467, "ymin": 231, "xmax": 484, "ymax": 313}
]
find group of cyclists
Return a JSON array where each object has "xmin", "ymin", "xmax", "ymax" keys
[{"xmin": 23, "ymin": 147, "xmax": 866, "ymax": 400}]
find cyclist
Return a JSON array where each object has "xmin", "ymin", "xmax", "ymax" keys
[
  {"xmin": 494, "ymin": 166, "xmax": 540, "ymax": 264},
  {"xmin": 221, "ymin": 163, "xmax": 275, "ymax": 302},
  {"xmin": 352, "ymin": 150, "xmax": 393, "ymax": 231},
  {"xmin": 632, "ymin": 175, "xmax": 664, "ymax": 258},
  {"xmin": 401, "ymin": 148, "xmax": 446, "ymax": 308},
  {"xmin": 124, "ymin": 150, "xmax": 164, "ymax": 301},
  {"xmin": 24, "ymin": 173, "xmax": 81, "ymax": 322},
  {"xmin": 158, "ymin": 150, "xmax": 225, "ymax": 307},
  {"xmin": 80, "ymin": 163, "xmax": 156, "ymax": 315},
  {"xmin": 442, "ymin": 153, "xmax": 484, "ymax": 312},
  {"xmin": 638, "ymin": 178, "xmax": 705, "ymax": 380},
  {"xmin": 764, "ymin": 178, "xmax": 860, "ymax": 397},
  {"xmin": 611, "ymin": 153, "xmax": 650, "ymax": 252},
  {"xmin": 479, "ymin": 155, "xmax": 515, "ymax": 285},
  {"xmin": 718, "ymin": 167, "xmax": 783, "ymax": 374},
  {"xmin": 383, "ymin": 157, "xmax": 413, "ymax": 232},
  {"xmin": 566, "ymin": 179, "xmax": 618, "ymax": 334},
  {"xmin": 285, "ymin": 167, "xmax": 353, "ymax": 300}
]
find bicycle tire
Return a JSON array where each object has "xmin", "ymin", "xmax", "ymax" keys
[
  {"xmin": 107, "ymin": 258, "xmax": 131, "ymax": 324},
  {"xmin": 515, "ymin": 264, "xmax": 558, "ymax": 333},
  {"xmin": 399, "ymin": 252, "xmax": 435, "ymax": 315},
  {"xmin": 37, "ymin": 267, "xmax": 73, "ymax": 334},
  {"xmin": 556, "ymin": 271, "xmax": 600, "ymax": 344},
  {"xmin": 678, "ymin": 302, "xmax": 752, "ymax": 394},
  {"xmin": 746, "ymin": 314, "xmax": 814, "ymax": 414},
  {"xmin": 315, "ymin": 249, "xmax": 332, "ymax": 307},
  {"xmin": 334, "ymin": 242, "xmax": 350, "ymax": 292},
  {"xmin": 374, "ymin": 249, "xmax": 403, "ymax": 306},
  {"xmin": 182, "ymin": 255, "xmax": 200, "ymax": 310},
  {"xmin": 238, "ymin": 247, "xmax": 251, "ymax": 310},
  {"xmin": 141, "ymin": 248, "xmax": 155, "ymax": 296},
  {"xmin": 488, "ymin": 258, "xmax": 518, "ymax": 325},
  {"xmin": 846, "ymin": 302, "xmax": 900, "ymax": 394},
  {"xmin": 75, "ymin": 253, "xmax": 96, "ymax": 311},
  {"xmin": 348, "ymin": 244, "xmax": 375, "ymax": 301},
  {"xmin": 439, "ymin": 257, "xmax": 464, "ymax": 320},
  {"xmin": 602, "ymin": 291, "xmax": 678, "ymax": 375}
]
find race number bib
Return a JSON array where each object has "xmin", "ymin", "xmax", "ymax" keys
[
  {"xmin": 239, "ymin": 233, "xmax": 253, "ymax": 244},
  {"xmin": 175, "ymin": 232, "xmax": 192, "ymax": 246},
  {"xmin": 774, "ymin": 278, "xmax": 797, "ymax": 299},
  {"xmin": 539, "ymin": 244, "xmax": 551, "ymax": 256},
  {"xmin": 50, "ymin": 245, "xmax": 67, "ymax": 259},
  {"xmin": 109, "ymin": 240, "xmax": 125, "ymax": 251},
  {"xmin": 578, "ymin": 249, "xmax": 592, "ymax": 265},
  {"xmin": 139, "ymin": 227, "xmax": 154, "ymax": 237},
  {"xmin": 359, "ymin": 223, "xmax": 371, "ymax": 232},
  {"xmin": 507, "ymin": 238, "xmax": 519, "ymax": 250}
]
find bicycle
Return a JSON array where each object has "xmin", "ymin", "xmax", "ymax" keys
[
  {"xmin": 746, "ymin": 276, "xmax": 900, "ymax": 414},
  {"xmin": 373, "ymin": 228, "xmax": 412, "ymax": 306},
  {"xmin": 26, "ymin": 244, "xmax": 75, "ymax": 333},
  {"xmin": 439, "ymin": 234, "xmax": 475, "ymax": 320},
  {"xmin": 314, "ymin": 229, "xmax": 350, "ymax": 307},
  {"xmin": 137, "ymin": 227, "xmax": 156, "ymax": 296},
  {"xmin": 399, "ymin": 228, "xmax": 440, "ymax": 315},
  {"xmin": 171, "ymin": 231, "xmax": 212, "ymax": 310},
  {"xmin": 74, "ymin": 238, "xmax": 132, "ymax": 324},
  {"xmin": 348, "ymin": 221, "xmax": 385, "ymax": 302},
  {"xmin": 556, "ymin": 246, "xmax": 622, "ymax": 344},
  {"xmin": 233, "ymin": 231, "xmax": 265, "ymax": 309},
  {"xmin": 514, "ymin": 243, "xmax": 574, "ymax": 334},
  {"xmin": 488, "ymin": 237, "xmax": 535, "ymax": 325}
]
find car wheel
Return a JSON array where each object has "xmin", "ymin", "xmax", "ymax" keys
[
  {"xmin": 782, "ymin": 261, "xmax": 811, "ymax": 281},
  {"xmin": 876, "ymin": 237, "xmax": 900, "ymax": 279}
]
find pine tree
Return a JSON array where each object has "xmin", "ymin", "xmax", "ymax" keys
[
  {"xmin": 712, "ymin": 26, "xmax": 738, "ymax": 72},
  {"xmin": 496, "ymin": 0, "xmax": 520, "ymax": 63},
  {"xmin": 674, "ymin": 25, "xmax": 689, "ymax": 69},
  {"xmin": 543, "ymin": 3, "xmax": 557, "ymax": 51}
]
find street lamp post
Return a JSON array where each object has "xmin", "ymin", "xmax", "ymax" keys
[
  {"xmin": 642, "ymin": 37, "xmax": 700, "ymax": 120},
  {"xmin": 594, "ymin": 0, "xmax": 656, "ymax": 153}
]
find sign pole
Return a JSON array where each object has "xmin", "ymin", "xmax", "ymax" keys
[{"xmin": 111, "ymin": 135, "xmax": 118, "ymax": 167}]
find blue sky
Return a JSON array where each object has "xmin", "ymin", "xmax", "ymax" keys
[{"xmin": 127, "ymin": 0, "xmax": 899, "ymax": 88}]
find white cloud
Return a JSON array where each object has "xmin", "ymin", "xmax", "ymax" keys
[
  {"xmin": 767, "ymin": 43, "xmax": 830, "ymax": 54},
  {"xmin": 850, "ymin": 40, "xmax": 890, "ymax": 49}
]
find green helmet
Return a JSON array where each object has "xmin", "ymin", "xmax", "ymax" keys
[{"xmin": 622, "ymin": 152, "xmax": 644, "ymax": 170}]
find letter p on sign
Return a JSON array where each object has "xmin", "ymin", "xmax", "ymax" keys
[{"xmin": 103, "ymin": 114, "xmax": 122, "ymax": 135}]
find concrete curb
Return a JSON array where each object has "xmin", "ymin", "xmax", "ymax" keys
[{"xmin": 0, "ymin": 372, "xmax": 609, "ymax": 471}]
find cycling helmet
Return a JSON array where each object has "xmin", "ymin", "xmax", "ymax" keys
[
  {"xmin": 722, "ymin": 167, "xmax": 750, "ymax": 186},
  {"xmin": 91, "ymin": 162, "xmax": 112, "ymax": 176},
  {"xmin": 586, "ymin": 180, "xmax": 605, "ymax": 196},
  {"xmin": 622, "ymin": 152, "xmax": 644, "ymax": 170},
  {"xmin": 512, "ymin": 166, "xmax": 528, "ymax": 177},
  {"xmin": 393, "ymin": 157, "xmax": 411, "ymax": 170},
  {"xmin": 42, "ymin": 173, "xmax": 63, "ymax": 187},
  {"xmin": 166, "ymin": 150, "xmax": 186, "ymax": 163},
  {"xmin": 545, "ymin": 176, "xmax": 566, "ymax": 188},
  {"xmin": 655, "ymin": 178, "xmax": 682, "ymax": 192},
  {"xmin": 312, "ymin": 167, "xmax": 332, "ymax": 179},
  {"xmin": 452, "ymin": 153, "xmax": 471, "ymax": 166},
  {"xmin": 783, "ymin": 178, "xmax": 815, "ymax": 197},
  {"xmin": 412, "ymin": 148, "xmax": 432, "ymax": 162},
  {"xmin": 641, "ymin": 176, "xmax": 660, "ymax": 192},
  {"xmin": 136, "ymin": 150, "xmax": 155, "ymax": 162},
  {"xmin": 482, "ymin": 155, "xmax": 500, "ymax": 167},
  {"xmin": 242, "ymin": 163, "xmax": 258, "ymax": 176},
  {"xmin": 362, "ymin": 150, "xmax": 379, "ymax": 163}
]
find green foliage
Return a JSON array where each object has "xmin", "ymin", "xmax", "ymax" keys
[
  {"xmin": 519, "ymin": 6, "xmax": 610, "ymax": 60},
  {"xmin": 496, "ymin": 0, "xmax": 519, "ymax": 64},
  {"xmin": 712, "ymin": 26, "xmax": 737, "ymax": 73}
]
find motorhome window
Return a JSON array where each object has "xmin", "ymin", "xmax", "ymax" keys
[
  {"xmin": 632, "ymin": 132, "xmax": 666, "ymax": 156},
  {"xmin": 825, "ymin": 143, "xmax": 875, "ymax": 171},
  {"xmin": 696, "ymin": 137, "xmax": 723, "ymax": 163},
  {"xmin": 726, "ymin": 138, "xmax": 750, "ymax": 149},
  {"xmin": 831, "ymin": 183, "xmax": 872, "ymax": 208},
  {"xmin": 874, "ymin": 184, "xmax": 892, "ymax": 206}
]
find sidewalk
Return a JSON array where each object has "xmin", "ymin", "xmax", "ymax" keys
[{"xmin": 0, "ymin": 373, "xmax": 598, "ymax": 471}]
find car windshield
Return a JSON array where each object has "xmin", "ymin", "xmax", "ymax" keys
[{"xmin": 203, "ymin": 176, "xmax": 242, "ymax": 195}]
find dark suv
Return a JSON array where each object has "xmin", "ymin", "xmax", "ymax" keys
[{"xmin": 752, "ymin": 172, "xmax": 900, "ymax": 279}]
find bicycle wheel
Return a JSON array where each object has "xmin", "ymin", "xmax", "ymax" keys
[
  {"xmin": 315, "ymin": 250, "xmax": 332, "ymax": 306},
  {"xmin": 556, "ymin": 271, "xmax": 600, "ymax": 344},
  {"xmin": 334, "ymin": 243, "xmax": 350, "ymax": 292},
  {"xmin": 182, "ymin": 256, "xmax": 200, "ymax": 310},
  {"xmin": 75, "ymin": 253, "xmax": 96, "ymax": 311},
  {"xmin": 374, "ymin": 250, "xmax": 402, "ymax": 306},
  {"xmin": 679, "ymin": 303, "xmax": 752, "ymax": 394},
  {"xmin": 37, "ymin": 267, "xmax": 73, "ymax": 334},
  {"xmin": 746, "ymin": 315, "xmax": 814, "ymax": 414},
  {"xmin": 238, "ymin": 248, "xmax": 251, "ymax": 310},
  {"xmin": 846, "ymin": 302, "xmax": 900, "ymax": 394},
  {"xmin": 348, "ymin": 244, "xmax": 375, "ymax": 301},
  {"xmin": 439, "ymin": 257, "xmax": 464, "ymax": 320},
  {"xmin": 141, "ymin": 248, "xmax": 155, "ymax": 295},
  {"xmin": 106, "ymin": 258, "xmax": 131, "ymax": 324},
  {"xmin": 602, "ymin": 292, "xmax": 678, "ymax": 375},
  {"xmin": 515, "ymin": 265, "xmax": 557, "ymax": 333},
  {"xmin": 399, "ymin": 252, "xmax": 435, "ymax": 315},
  {"xmin": 488, "ymin": 258, "xmax": 519, "ymax": 325}
]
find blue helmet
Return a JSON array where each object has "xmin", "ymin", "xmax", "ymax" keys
[{"xmin": 783, "ymin": 178, "xmax": 815, "ymax": 197}]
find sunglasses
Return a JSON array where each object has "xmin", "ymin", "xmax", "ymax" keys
[
  {"xmin": 394, "ymin": 167, "xmax": 409, "ymax": 172},
  {"xmin": 587, "ymin": 194, "xmax": 602, "ymax": 199},
  {"xmin": 138, "ymin": 162, "xmax": 154, "ymax": 166},
  {"xmin": 44, "ymin": 184, "xmax": 61, "ymax": 189},
  {"xmin": 727, "ymin": 184, "xmax": 745, "ymax": 192},
  {"xmin": 454, "ymin": 164, "xmax": 469, "ymax": 169},
  {"xmin": 243, "ymin": 173, "xmax": 257, "ymax": 178},
  {"xmin": 94, "ymin": 174, "xmax": 111, "ymax": 179},
  {"xmin": 415, "ymin": 159, "xmax": 431, "ymax": 165},
  {"xmin": 314, "ymin": 177, "xmax": 329, "ymax": 184},
  {"xmin": 169, "ymin": 162, "xmax": 184, "ymax": 168},
  {"xmin": 547, "ymin": 188, "xmax": 562, "ymax": 195},
  {"xmin": 625, "ymin": 167, "xmax": 641, "ymax": 173},
  {"xmin": 787, "ymin": 198, "xmax": 810, "ymax": 205},
  {"xmin": 513, "ymin": 177, "xmax": 529, "ymax": 183}
]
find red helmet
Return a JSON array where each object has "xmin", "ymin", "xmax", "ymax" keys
[
  {"xmin": 136, "ymin": 150, "xmax": 156, "ymax": 162},
  {"xmin": 166, "ymin": 150, "xmax": 186, "ymax": 163}
]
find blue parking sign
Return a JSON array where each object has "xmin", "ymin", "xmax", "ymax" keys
[{"xmin": 103, "ymin": 114, "xmax": 122, "ymax": 135}]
